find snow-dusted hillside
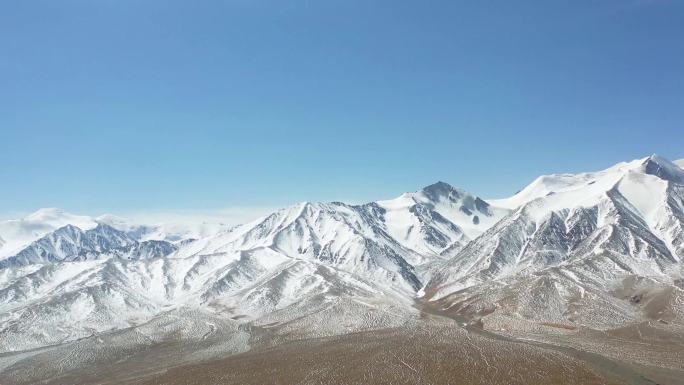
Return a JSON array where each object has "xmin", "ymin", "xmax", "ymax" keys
[
  {"xmin": 427, "ymin": 155, "xmax": 684, "ymax": 329},
  {"xmin": 0, "ymin": 209, "xmax": 232, "ymax": 261},
  {"xmin": 0, "ymin": 224, "xmax": 180, "ymax": 269},
  {"xmin": 0, "ymin": 209, "xmax": 98, "ymax": 259},
  {"xmin": 376, "ymin": 182, "xmax": 509, "ymax": 256},
  {"xmin": 0, "ymin": 182, "xmax": 498, "ymax": 351},
  {"xmin": 1, "ymin": 156, "xmax": 683, "ymax": 358}
]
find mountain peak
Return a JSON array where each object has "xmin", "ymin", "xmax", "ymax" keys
[
  {"xmin": 421, "ymin": 181, "xmax": 465, "ymax": 198},
  {"xmin": 641, "ymin": 153, "xmax": 669, "ymax": 167},
  {"xmin": 55, "ymin": 223, "xmax": 82, "ymax": 232},
  {"xmin": 639, "ymin": 154, "xmax": 684, "ymax": 184},
  {"xmin": 423, "ymin": 180, "xmax": 453, "ymax": 191}
]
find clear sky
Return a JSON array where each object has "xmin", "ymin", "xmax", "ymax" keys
[{"xmin": 1, "ymin": 0, "xmax": 683, "ymax": 218}]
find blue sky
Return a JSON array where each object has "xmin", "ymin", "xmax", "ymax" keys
[{"xmin": 1, "ymin": 0, "xmax": 683, "ymax": 218}]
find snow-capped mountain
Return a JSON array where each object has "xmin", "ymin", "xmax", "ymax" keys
[
  {"xmin": 1, "ymin": 155, "xmax": 683, "ymax": 362},
  {"xmin": 426, "ymin": 155, "xmax": 684, "ymax": 329},
  {"xmin": 0, "ymin": 223, "xmax": 179, "ymax": 268},
  {"xmin": 0, "ymin": 182, "xmax": 497, "ymax": 351},
  {"xmin": 0, "ymin": 208, "xmax": 98, "ymax": 259},
  {"xmin": 0, "ymin": 209, "xmax": 232, "ymax": 261},
  {"xmin": 0, "ymin": 223, "xmax": 132, "ymax": 267},
  {"xmin": 376, "ymin": 181, "xmax": 509, "ymax": 256}
]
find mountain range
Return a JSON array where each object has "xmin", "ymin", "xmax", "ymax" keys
[{"xmin": 1, "ymin": 155, "xmax": 684, "ymax": 384}]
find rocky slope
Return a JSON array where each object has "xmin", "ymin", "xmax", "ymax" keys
[
  {"xmin": 427, "ymin": 155, "xmax": 684, "ymax": 330},
  {"xmin": 0, "ymin": 183, "xmax": 497, "ymax": 352},
  {"xmin": 1, "ymin": 155, "xmax": 683, "ymax": 380}
]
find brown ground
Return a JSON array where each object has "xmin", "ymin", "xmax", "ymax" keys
[
  {"xmin": 121, "ymin": 324, "xmax": 625, "ymax": 385},
  {"xmin": 538, "ymin": 322, "xmax": 579, "ymax": 330},
  {"xmin": 3, "ymin": 305, "xmax": 681, "ymax": 385}
]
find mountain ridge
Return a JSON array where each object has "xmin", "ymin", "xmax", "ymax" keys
[
  {"xmin": 425, "ymin": 155, "xmax": 684, "ymax": 333},
  {"xmin": 0, "ymin": 181, "xmax": 501, "ymax": 352},
  {"xmin": 1, "ymin": 155, "xmax": 683, "ymax": 371}
]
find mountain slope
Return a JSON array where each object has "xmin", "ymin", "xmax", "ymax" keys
[
  {"xmin": 0, "ymin": 209, "xmax": 98, "ymax": 259},
  {"xmin": 2, "ymin": 158, "xmax": 683, "ymax": 362},
  {"xmin": 376, "ymin": 182, "xmax": 509, "ymax": 256},
  {"xmin": 427, "ymin": 155, "xmax": 684, "ymax": 330},
  {"xmin": 1, "ymin": 156, "xmax": 684, "ymax": 384},
  {"xmin": 0, "ymin": 209, "xmax": 233, "ymax": 261},
  {"xmin": 0, "ymin": 224, "xmax": 181, "ymax": 268},
  {"xmin": 0, "ymin": 182, "xmax": 503, "ymax": 352}
]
